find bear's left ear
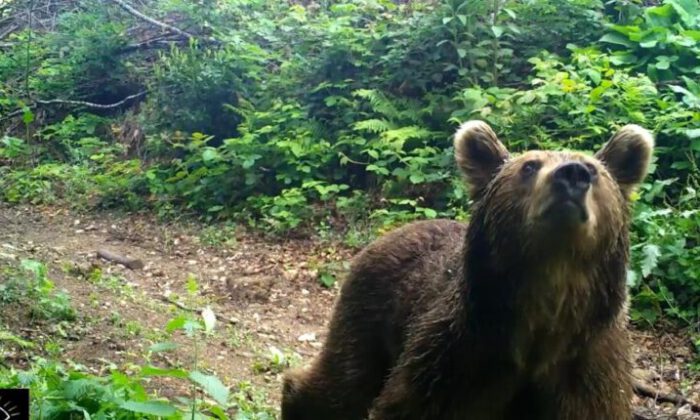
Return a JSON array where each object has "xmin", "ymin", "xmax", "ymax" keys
[
  {"xmin": 454, "ymin": 120, "xmax": 509, "ymax": 197},
  {"xmin": 595, "ymin": 124, "xmax": 654, "ymax": 197}
]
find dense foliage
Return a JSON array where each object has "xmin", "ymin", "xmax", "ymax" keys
[{"xmin": 1, "ymin": 0, "xmax": 698, "ymax": 361}]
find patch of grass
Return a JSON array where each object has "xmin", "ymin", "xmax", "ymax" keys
[
  {"xmin": 251, "ymin": 346, "xmax": 300, "ymax": 375},
  {"xmin": 232, "ymin": 381, "xmax": 277, "ymax": 419},
  {"xmin": 4, "ymin": 260, "xmax": 77, "ymax": 322},
  {"xmin": 199, "ymin": 223, "xmax": 239, "ymax": 248}
]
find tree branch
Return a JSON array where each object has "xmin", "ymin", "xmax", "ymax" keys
[
  {"xmin": 634, "ymin": 381, "xmax": 700, "ymax": 413},
  {"xmin": 1, "ymin": 91, "xmax": 147, "ymax": 124},
  {"xmin": 36, "ymin": 90, "xmax": 147, "ymax": 109},
  {"xmin": 0, "ymin": 107, "xmax": 28, "ymax": 123},
  {"xmin": 108, "ymin": 0, "xmax": 194, "ymax": 40}
]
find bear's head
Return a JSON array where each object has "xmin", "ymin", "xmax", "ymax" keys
[{"xmin": 454, "ymin": 120, "xmax": 653, "ymax": 263}]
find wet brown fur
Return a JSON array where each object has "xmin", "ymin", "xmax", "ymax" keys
[{"xmin": 281, "ymin": 121, "xmax": 653, "ymax": 420}]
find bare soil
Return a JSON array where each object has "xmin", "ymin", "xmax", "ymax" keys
[{"xmin": 0, "ymin": 204, "xmax": 698, "ymax": 419}]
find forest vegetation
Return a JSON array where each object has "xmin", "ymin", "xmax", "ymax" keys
[{"xmin": 0, "ymin": 0, "xmax": 699, "ymax": 418}]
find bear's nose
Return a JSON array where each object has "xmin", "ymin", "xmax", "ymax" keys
[{"xmin": 553, "ymin": 161, "xmax": 592, "ymax": 200}]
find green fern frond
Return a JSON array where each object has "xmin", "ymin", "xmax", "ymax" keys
[
  {"xmin": 381, "ymin": 126, "xmax": 432, "ymax": 143},
  {"xmin": 353, "ymin": 118, "xmax": 394, "ymax": 133},
  {"xmin": 353, "ymin": 89, "xmax": 401, "ymax": 119}
]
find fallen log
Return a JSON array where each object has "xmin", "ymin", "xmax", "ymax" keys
[{"xmin": 96, "ymin": 249, "xmax": 144, "ymax": 270}]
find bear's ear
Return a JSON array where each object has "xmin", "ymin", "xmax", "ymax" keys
[
  {"xmin": 595, "ymin": 124, "xmax": 654, "ymax": 197},
  {"xmin": 454, "ymin": 120, "xmax": 509, "ymax": 197}
]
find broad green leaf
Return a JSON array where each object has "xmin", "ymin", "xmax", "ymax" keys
[
  {"xmin": 491, "ymin": 25, "xmax": 504, "ymax": 38},
  {"xmin": 599, "ymin": 33, "xmax": 634, "ymax": 48},
  {"xmin": 165, "ymin": 315, "xmax": 188, "ymax": 333},
  {"xmin": 202, "ymin": 148, "xmax": 219, "ymax": 162},
  {"xmin": 189, "ymin": 371, "xmax": 229, "ymax": 406},
  {"xmin": 684, "ymin": 128, "xmax": 700, "ymax": 139},
  {"xmin": 641, "ymin": 244, "xmax": 660, "ymax": 277},
  {"xmin": 149, "ymin": 342, "xmax": 179, "ymax": 353},
  {"xmin": 409, "ymin": 173, "xmax": 424, "ymax": 184},
  {"xmin": 655, "ymin": 58, "xmax": 671, "ymax": 70},
  {"xmin": 22, "ymin": 108, "xmax": 34, "ymax": 124},
  {"xmin": 141, "ymin": 365, "xmax": 188, "ymax": 378},
  {"xmin": 121, "ymin": 400, "xmax": 177, "ymax": 417},
  {"xmin": 667, "ymin": 0, "xmax": 700, "ymax": 26},
  {"xmin": 423, "ymin": 208, "xmax": 437, "ymax": 218},
  {"xmin": 609, "ymin": 53, "xmax": 637, "ymax": 65},
  {"xmin": 319, "ymin": 272, "xmax": 336, "ymax": 288}
]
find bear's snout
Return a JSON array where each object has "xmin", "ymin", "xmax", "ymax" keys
[{"xmin": 552, "ymin": 161, "xmax": 592, "ymax": 201}]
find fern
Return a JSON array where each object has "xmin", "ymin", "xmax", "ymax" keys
[
  {"xmin": 381, "ymin": 126, "xmax": 433, "ymax": 143},
  {"xmin": 353, "ymin": 118, "xmax": 394, "ymax": 133},
  {"xmin": 353, "ymin": 89, "xmax": 401, "ymax": 120}
]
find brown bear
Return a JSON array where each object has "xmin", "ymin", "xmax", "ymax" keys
[{"xmin": 281, "ymin": 120, "xmax": 654, "ymax": 420}]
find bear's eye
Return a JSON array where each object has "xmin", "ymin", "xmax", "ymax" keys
[
  {"xmin": 584, "ymin": 162, "xmax": 599, "ymax": 180},
  {"xmin": 521, "ymin": 160, "xmax": 541, "ymax": 177}
]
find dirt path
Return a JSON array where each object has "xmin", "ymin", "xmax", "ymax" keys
[{"xmin": 1, "ymin": 204, "xmax": 698, "ymax": 418}]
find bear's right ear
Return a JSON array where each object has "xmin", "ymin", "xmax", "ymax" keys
[
  {"xmin": 595, "ymin": 124, "xmax": 654, "ymax": 198},
  {"xmin": 454, "ymin": 120, "xmax": 509, "ymax": 197}
]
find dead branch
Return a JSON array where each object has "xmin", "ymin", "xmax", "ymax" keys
[
  {"xmin": 157, "ymin": 294, "xmax": 240, "ymax": 326},
  {"xmin": 0, "ymin": 107, "xmax": 28, "ymax": 123},
  {"xmin": 634, "ymin": 381, "xmax": 700, "ymax": 413},
  {"xmin": 36, "ymin": 90, "xmax": 147, "ymax": 109},
  {"xmin": 96, "ymin": 248, "xmax": 144, "ymax": 270},
  {"xmin": 0, "ymin": 23, "xmax": 18, "ymax": 40},
  {"xmin": 1, "ymin": 91, "xmax": 147, "ymax": 125},
  {"xmin": 108, "ymin": 0, "xmax": 194, "ymax": 40}
]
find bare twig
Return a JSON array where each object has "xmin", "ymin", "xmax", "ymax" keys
[
  {"xmin": 1, "ymin": 91, "xmax": 147, "ymax": 125},
  {"xmin": 36, "ymin": 90, "xmax": 147, "ymax": 109},
  {"xmin": 157, "ymin": 294, "xmax": 240, "ymax": 326},
  {"xmin": 634, "ymin": 381, "xmax": 700, "ymax": 413},
  {"xmin": 0, "ymin": 107, "xmax": 28, "ymax": 123},
  {"xmin": 108, "ymin": 0, "xmax": 194, "ymax": 40},
  {"xmin": 0, "ymin": 23, "xmax": 17, "ymax": 40}
]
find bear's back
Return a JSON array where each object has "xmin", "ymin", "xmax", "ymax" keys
[{"xmin": 341, "ymin": 219, "xmax": 467, "ymax": 361}]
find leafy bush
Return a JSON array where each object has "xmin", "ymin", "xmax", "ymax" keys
[{"xmin": 601, "ymin": 0, "xmax": 700, "ymax": 82}]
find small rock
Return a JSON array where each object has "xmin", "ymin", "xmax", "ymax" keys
[{"xmin": 298, "ymin": 332, "xmax": 316, "ymax": 342}]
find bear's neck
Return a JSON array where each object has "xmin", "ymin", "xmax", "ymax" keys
[{"xmin": 460, "ymin": 217, "xmax": 628, "ymax": 364}]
